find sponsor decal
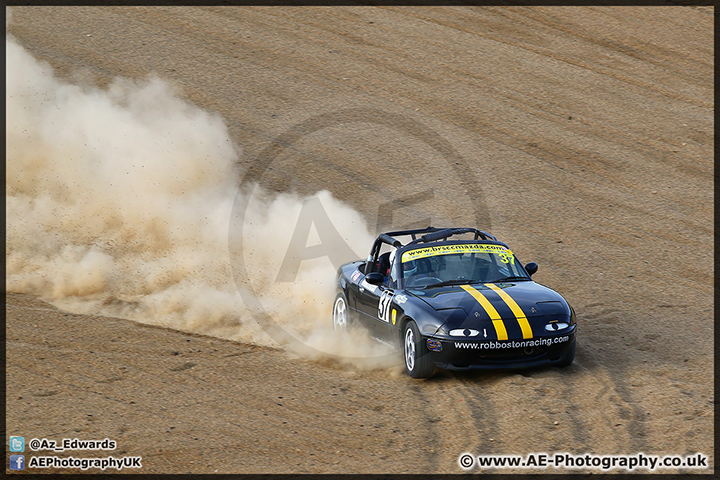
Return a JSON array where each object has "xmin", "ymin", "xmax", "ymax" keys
[
  {"xmin": 351, "ymin": 270, "xmax": 362, "ymax": 282},
  {"xmin": 395, "ymin": 294, "xmax": 408, "ymax": 304},
  {"xmin": 455, "ymin": 336, "xmax": 570, "ymax": 349},
  {"xmin": 391, "ymin": 308, "xmax": 397, "ymax": 325},
  {"xmin": 427, "ymin": 338, "xmax": 442, "ymax": 352},
  {"xmin": 360, "ymin": 279, "xmax": 379, "ymax": 294},
  {"xmin": 402, "ymin": 243, "xmax": 514, "ymax": 263}
]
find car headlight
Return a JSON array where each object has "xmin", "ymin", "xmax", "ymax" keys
[
  {"xmin": 545, "ymin": 322, "xmax": 570, "ymax": 332},
  {"xmin": 449, "ymin": 328, "xmax": 480, "ymax": 337}
]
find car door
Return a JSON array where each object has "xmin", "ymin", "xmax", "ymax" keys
[
  {"xmin": 356, "ymin": 276, "xmax": 384, "ymax": 333},
  {"xmin": 373, "ymin": 253, "xmax": 404, "ymax": 341},
  {"xmin": 357, "ymin": 252, "xmax": 402, "ymax": 341},
  {"xmin": 344, "ymin": 263, "xmax": 367, "ymax": 313},
  {"xmin": 356, "ymin": 279, "xmax": 398, "ymax": 339}
]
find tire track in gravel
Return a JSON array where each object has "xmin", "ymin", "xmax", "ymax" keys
[
  {"xmin": 575, "ymin": 305, "xmax": 651, "ymax": 453},
  {"xmin": 457, "ymin": 370, "xmax": 570, "ymax": 454},
  {"xmin": 572, "ymin": 360, "xmax": 648, "ymax": 453},
  {"xmin": 433, "ymin": 353, "xmax": 648, "ymax": 461},
  {"xmin": 454, "ymin": 373, "xmax": 503, "ymax": 456},
  {"xmin": 413, "ymin": 371, "xmax": 503, "ymax": 472},
  {"xmin": 408, "ymin": 383, "xmax": 442, "ymax": 472}
]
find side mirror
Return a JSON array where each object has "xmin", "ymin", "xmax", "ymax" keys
[
  {"xmin": 525, "ymin": 262, "xmax": 538, "ymax": 276},
  {"xmin": 366, "ymin": 272, "xmax": 385, "ymax": 285}
]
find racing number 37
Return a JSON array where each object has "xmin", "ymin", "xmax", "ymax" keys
[{"xmin": 378, "ymin": 290, "xmax": 394, "ymax": 323}]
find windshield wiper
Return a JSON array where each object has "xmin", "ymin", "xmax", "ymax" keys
[{"xmin": 488, "ymin": 275, "xmax": 530, "ymax": 283}]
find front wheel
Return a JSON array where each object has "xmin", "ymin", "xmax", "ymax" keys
[
  {"xmin": 556, "ymin": 338, "xmax": 576, "ymax": 367},
  {"xmin": 403, "ymin": 321, "xmax": 435, "ymax": 378},
  {"xmin": 333, "ymin": 292, "xmax": 350, "ymax": 331}
]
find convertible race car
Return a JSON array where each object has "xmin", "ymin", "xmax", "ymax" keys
[{"xmin": 333, "ymin": 227, "xmax": 576, "ymax": 378}]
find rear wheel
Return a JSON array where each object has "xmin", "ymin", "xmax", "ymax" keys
[
  {"xmin": 403, "ymin": 321, "xmax": 435, "ymax": 378},
  {"xmin": 333, "ymin": 293, "xmax": 350, "ymax": 331}
]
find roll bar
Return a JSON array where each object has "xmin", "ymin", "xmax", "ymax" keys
[{"xmin": 366, "ymin": 226, "xmax": 497, "ymax": 264}]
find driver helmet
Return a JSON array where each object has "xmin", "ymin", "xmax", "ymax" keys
[{"xmin": 402, "ymin": 259, "xmax": 418, "ymax": 277}]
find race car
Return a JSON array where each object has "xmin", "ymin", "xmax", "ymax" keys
[{"xmin": 333, "ymin": 227, "xmax": 576, "ymax": 378}]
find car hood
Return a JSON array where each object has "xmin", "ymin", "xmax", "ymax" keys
[
  {"xmin": 410, "ymin": 282, "xmax": 562, "ymax": 311},
  {"xmin": 409, "ymin": 282, "xmax": 570, "ymax": 337}
]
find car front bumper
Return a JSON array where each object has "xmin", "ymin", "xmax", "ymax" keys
[{"xmin": 426, "ymin": 327, "xmax": 577, "ymax": 370}]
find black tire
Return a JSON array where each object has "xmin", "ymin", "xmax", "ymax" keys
[
  {"xmin": 556, "ymin": 338, "xmax": 576, "ymax": 368},
  {"xmin": 403, "ymin": 321, "xmax": 435, "ymax": 378},
  {"xmin": 332, "ymin": 292, "xmax": 351, "ymax": 331}
]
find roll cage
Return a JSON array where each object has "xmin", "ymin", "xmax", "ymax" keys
[{"xmin": 364, "ymin": 227, "xmax": 499, "ymax": 275}]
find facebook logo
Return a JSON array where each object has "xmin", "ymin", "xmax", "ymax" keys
[
  {"xmin": 9, "ymin": 454, "xmax": 25, "ymax": 470},
  {"xmin": 9, "ymin": 436, "xmax": 25, "ymax": 452}
]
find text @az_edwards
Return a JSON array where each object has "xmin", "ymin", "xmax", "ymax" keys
[{"xmin": 28, "ymin": 437, "xmax": 116, "ymax": 452}]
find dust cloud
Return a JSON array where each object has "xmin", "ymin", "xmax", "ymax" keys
[{"xmin": 5, "ymin": 26, "xmax": 396, "ymax": 368}]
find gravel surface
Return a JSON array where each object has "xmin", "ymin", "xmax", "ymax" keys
[{"xmin": 6, "ymin": 5, "xmax": 713, "ymax": 474}]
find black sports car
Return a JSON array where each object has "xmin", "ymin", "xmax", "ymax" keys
[{"xmin": 333, "ymin": 227, "xmax": 576, "ymax": 378}]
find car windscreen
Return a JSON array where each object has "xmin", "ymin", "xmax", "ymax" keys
[{"xmin": 399, "ymin": 243, "xmax": 530, "ymax": 288}]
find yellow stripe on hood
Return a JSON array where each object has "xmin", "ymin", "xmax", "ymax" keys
[
  {"xmin": 485, "ymin": 283, "xmax": 533, "ymax": 339},
  {"xmin": 460, "ymin": 284, "xmax": 508, "ymax": 341}
]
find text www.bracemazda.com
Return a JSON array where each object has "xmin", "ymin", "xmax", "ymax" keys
[{"xmin": 458, "ymin": 452, "xmax": 709, "ymax": 471}]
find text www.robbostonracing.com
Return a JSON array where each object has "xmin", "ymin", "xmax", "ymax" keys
[
  {"xmin": 458, "ymin": 452, "xmax": 709, "ymax": 471},
  {"xmin": 454, "ymin": 336, "xmax": 570, "ymax": 350}
]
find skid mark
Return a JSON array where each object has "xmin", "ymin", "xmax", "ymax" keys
[{"xmin": 572, "ymin": 356, "xmax": 648, "ymax": 453}]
